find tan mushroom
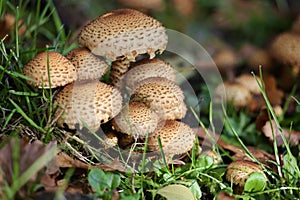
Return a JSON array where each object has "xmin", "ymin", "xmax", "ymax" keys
[
  {"xmin": 78, "ymin": 9, "xmax": 168, "ymax": 62},
  {"xmin": 225, "ymin": 160, "xmax": 266, "ymax": 194},
  {"xmin": 110, "ymin": 58, "xmax": 131, "ymax": 87},
  {"xmin": 213, "ymin": 48, "xmax": 237, "ymax": 81},
  {"xmin": 112, "ymin": 102, "xmax": 159, "ymax": 138},
  {"xmin": 270, "ymin": 32, "xmax": 300, "ymax": 74},
  {"xmin": 236, "ymin": 74, "xmax": 261, "ymax": 95},
  {"xmin": 66, "ymin": 47, "xmax": 108, "ymax": 81},
  {"xmin": 0, "ymin": 13, "xmax": 26, "ymax": 39},
  {"xmin": 125, "ymin": 58, "xmax": 176, "ymax": 89},
  {"xmin": 22, "ymin": 52, "xmax": 76, "ymax": 88},
  {"xmin": 131, "ymin": 77, "xmax": 187, "ymax": 120},
  {"xmin": 147, "ymin": 120, "xmax": 195, "ymax": 157},
  {"xmin": 214, "ymin": 82, "xmax": 253, "ymax": 108},
  {"xmin": 247, "ymin": 48, "xmax": 272, "ymax": 71},
  {"xmin": 54, "ymin": 80, "xmax": 122, "ymax": 131}
]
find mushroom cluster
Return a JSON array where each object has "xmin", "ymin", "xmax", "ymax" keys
[{"xmin": 22, "ymin": 9, "xmax": 195, "ymax": 160}]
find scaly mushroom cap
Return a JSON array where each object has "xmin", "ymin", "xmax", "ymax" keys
[
  {"xmin": 112, "ymin": 102, "xmax": 159, "ymax": 138},
  {"xmin": 66, "ymin": 47, "xmax": 108, "ymax": 81},
  {"xmin": 131, "ymin": 77, "xmax": 187, "ymax": 120},
  {"xmin": 214, "ymin": 82, "xmax": 252, "ymax": 107},
  {"xmin": 54, "ymin": 80, "xmax": 123, "ymax": 131},
  {"xmin": 78, "ymin": 9, "xmax": 168, "ymax": 61},
  {"xmin": 236, "ymin": 74, "xmax": 261, "ymax": 95},
  {"xmin": 147, "ymin": 120, "xmax": 195, "ymax": 156},
  {"xmin": 110, "ymin": 58, "xmax": 131, "ymax": 87},
  {"xmin": 226, "ymin": 160, "xmax": 265, "ymax": 187},
  {"xmin": 125, "ymin": 58, "xmax": 176, "ymax": 89},
  {"xmin": 270, "ymin": 32, "xmax": 300, "ymax": 68},
  {"xmin": 23, "ymin": 52, "xmax": 77, "ymax": 88}
]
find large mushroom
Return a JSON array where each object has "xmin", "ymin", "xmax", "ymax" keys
[
  {"xmin": 22, "ymin": 51, "xmax": 77, "ymax": 88},
  {"xmin": 125, "ymin": 58, "xmax": 176, "ymax": 89},
  {"xmin": 147, "ymin": 120, "xmax": 195, "ymax": 158},
  {"xmin": 66, "ymin": 47, "xmax": 109, "ymax": 81},
  {"xmin": 78, "ymin": 9, "xmax": 168, "ymax": 61},
  {"xmin": 131, "ymin": 77, "xmax": 187, "ymax": 120},
  {"xmin": 54, "ymin": 80, "xmax": 123, "ymax": 131},
  {"xmin": 112, "ymin": 102, "xmax": 159, "ymax": 138}
]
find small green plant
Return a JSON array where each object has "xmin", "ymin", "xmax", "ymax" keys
[{"xmin": 88, "ymin": 168, "xmax": 121, "ymax": 200}]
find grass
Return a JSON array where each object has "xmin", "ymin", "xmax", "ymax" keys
[{"xmin": 1, "ymin": 0, "xmax": 300, "ymax": 199}]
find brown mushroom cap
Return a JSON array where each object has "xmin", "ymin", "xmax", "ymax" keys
[
  {"xmin": 78, "ymin": 9, "xmax": 168, "ymax": 61},
  {"xmin": 247, "ymin": 49, "xmax": 272, "ymax": 70},
  {"xmin": 66, "ymin": 47, "xmax": 108, "ymax": 81},
  {"xmin": 112, "ymin": 102, "xmax": 159, "ymax": 138},
  {"xmin": 225, "ymin": 160, "xmax": 265, "ymax": 188},
  {"xmin": 23, "ymin": 52, "xmax": 77, "ymax": 88},
  {"xmin": 54, "ymin": 80, "xmax": 122, "ymax": 130},
  {"xmin": 236, "ymin": 74, "xmax": 261, "ymax": 95},
  {"xmin": 214, "ymin": 82, "xmax": 253, "ymax": 107},
  {"xmin": 110, "ymin": 58, "xmax": 131, "ymax": 87},
  {"xmin": 125, "ymin": 58, "xmax": 176, "ymax": 89},
  {"xmin": 213, "ymin": 49, "xmax": 237, "ymax": 70},
  {"xmin": 131, "ymin": 77, "xmax": 187, "ymax": 120},
  {"xmin": 270, "ymin": 32, "xmax": 300, "ymax": 68},
  {"xmin": 147, "ymin": 120, "xmax": 195, "ymax": 156}
]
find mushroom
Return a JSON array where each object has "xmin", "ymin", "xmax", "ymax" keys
[
  {"xmin": 0, "ymin": 13, "xmax": 26, "ymax": 39},
  {"xmin": 22, "ymin": 51, "xmax": 77, "ymax": 88},
  {"xmin": 125, "ymin": 58, "xmax": 176, "ymax": 89},
  {"xmin": 270, "ymin": 32, "xmax": 300, "ymax": 74},
  {"xmin": 131, "ymin": 77, "xmax": 187, "ymax": 120},
  {"xmin": 147, "ymin": 120, "xmax": 195, "ymax": 157},
  {"xmin": 247, "ymin": 48, "xmax": 272, "ymax": 71},
  {"xmin": 54, "ymin": 80, "xmax": 123, "ymax": 131},
  {"xmin": 110, "ymin": 58, "xmax": 131, "ymax": 87},
  {"xmin": 214, "ymin": 81, "xmax": 253, "ymax": 108},
  {"xmin": 225, "ymin": 160, "xmax": 266, "ymax": 194},
  {"xmin": 112, "ymin": 102, "xmax": 159, "ymax": 138},
  {"xmin": 235, "ymin": 74, "xmax": 261, "ymax": 95},
  {"xmin": 78, "ymin": 9, "xmax": 168, "ymax": 62},
  {"xmin": 213, "ymin": 48, "xmax": 237, "ymax": 81},
  {"xmin": 66, "ymin": 47, "xmax": 108, "ymax": 81}
]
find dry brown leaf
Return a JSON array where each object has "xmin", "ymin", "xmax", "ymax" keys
[
  {"xmin": 56, "ymin": 152, "xmax": 89, "ymax": 169},
  {"xmin": 262, "ymin": 120, "xmax": 300, "ymax": 146},
  {"xmin": 264, "ymin": 76, "xmax": 284, "ymax": 106},
  {"xmin": 217, "ymin": 191, "xmax": 235, "ymax": 200}
]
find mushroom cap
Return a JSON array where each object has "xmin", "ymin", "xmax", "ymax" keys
[
  {"xmin": 225, "ymin": 160, "xmax": 265, "ymax": 187},
  {"xmin": 78, "ymin": 9, "xmax": 168, "ymax": 61},
  {"xmin": 147, "ymin": 120, "xmax": 195, "ymax": 156},
  {"xmin": 214, "ymin": 82, "xmax": 253, "ymax": 107},
  {"xmin": 247, "ymin": 49, "xmax": 272, "ymax": 69},
  {"xmin": 213, "ymin": 49, "xmax": 237, "ymax": 70},
  {"xmin": 270, "ymin": 32, "xmax": 300, "ymax": 67},
  {"xmin": 236, "ymin": 74, "xmax": 261, "ymax": 95},
  {"xmin": 23, "ymin": 52, "xmax": 77, "ymax": 88},
  {"xmin": 125, "ymin": 58, "xmax": 176, "ymax": 89},
  {"xmin": 112, "ymin": 102, "xmax": 159, "ymax": 138},
  {"xmin": 66, "ymin": 47, "xmax": 109, "ymax": 81},
  {"xmin": 131, "ymin": 77, "xmax": 187, "ymax": 120},
  {"xmin": 110, "ymin": 58, "xmax": 131, "ymax": 87},
  {"xmin": 54, "ymin": 80, "xmax": 123, "ymax": 130}
]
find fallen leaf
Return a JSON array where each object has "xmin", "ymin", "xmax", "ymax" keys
[
  {"xmin": 56, "ymin": 152, "xmax": 89, "ymax": 169},
  {"xmin": 157, "ymin": 184, "xmax": 196, "ymax": 200},
  {"xmin": 264, "ymin": 75, "xmax": 284, "ymax": 106},
  {"xmin": 262, "ymin": 120, "xmax": 300, "ymax": 146}
]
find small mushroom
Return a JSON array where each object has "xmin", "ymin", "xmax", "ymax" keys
[
  {"xmin": 54, "ymin": 80, "xmax": 123, "ymax": 131},
  {"xmin": 270, "ymin": 32, "xmax": 300, "ymax": 74},
  {"xmin": 214, "ymin": 82, "xmax": 253, "ymax": 108},
  {"xmin": 147, "ymin": 120, "xmax": 195, "ymax": 157},
  {"xmin": 66, "ymin": 47, "xmax": 108, "ymax": 81},
  {"xmin": 131, "ymin": 77, "xmax": 187, "ymax": 120},
  {"xmin": 247, "ymin": 48, "xmax": 272, "ymax": 71},
  {"xmin": 110, "ymin": 58, "xmax": 131, "ymax": 87},
  {"xmin": 225, "ymin": 160, "xmax": 266, "ymax": 194},
  {"xmin": 125, "ymin": 58, "xmax": 176, "ymax": 89},
  {"xmin": 213, "ymin": 48, "xmax": 237, "ymax": 81},
  {"xmin": 78, "ymin": 9, "xmax": 168, "ymax": 62},
  {"xmin": 235, "ymin": 74, "xmax": 261, "ymax": 95},
  {"xmin": 0, "ymin": 13, "xmax": 26, "ymax": 39},
  {"xmin": 112, "ymin": 102, "xmax": 159, "ymax": 138},
  {"xmin": 22, "ymin": 52, "xmax": 76, "ymax": 88}
]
